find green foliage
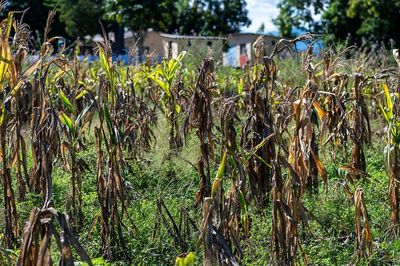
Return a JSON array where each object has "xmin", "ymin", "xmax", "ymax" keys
[
  {"xmin": 276, "ymin": 0, "xmax": 400, "ymax": 46},
  {"xmin": 103, "ymin": 0, "xmax": 179, "ymax": 32},
  {"xmin": 211, "ymin": 152, "xmax": 226, "ymax": 198},
  {"xmin": 5, "ymin": 0, "xmax": 250, "ymax": 46},
  {"xmin": 380, "ymin": 83, "xmax": 400, "ymax": 145},
  {"xmin": 59, "ymin": 112, "xmax": 75, "ymax": 134},
  {"xmin": 194, "ymin": 0, "xmax": 251, "ymax": 35},
  {"xmin": 3, "ymin": 0, "xmax": 66, "ymax": 40},
  {"xmin": 104, "ymin": 0, "xmax": 250, "ymax": 36},
  {"xmin": 59, "ymin": 89, "xmax": 76, "ymax": 113},
  {"xmin": 148, "ymin": 51, "xmax": 186, "ymax": 115},
  {"xmin": 175, "ymin": 252, "xmax": 196, "ymax": 266},
  {"xmin": 77, "ymin": 257, "xmax": 110, "ymax": 266},
  {"xmin": 274, "ymin": 0, "xmax": 325, "ymax": 37},
  {"xmin": 256, "ymin": 22, "xmax": 265, "ymax": 33},
  {"xmin": 57, "ymin": 0, "xmax": 105, "ymax": 37}
]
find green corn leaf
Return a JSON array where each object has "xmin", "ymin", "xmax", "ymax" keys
[
  {"xmin": 211, "ymin": 152, "xmax": 227, "ymax": 198},
  {"xmin": 6, "ymin": 12, "xmax": 14, "ymax": 38},
  {"xmin": 0, "ymin": 107, "xmax": 8, "ymax": 127},
  {"xmin": 59, "ymin": 112, "xmax": 75, "ymax": 133},
  {"xmin": 176, "ymin": 51, "xmax": 187, "ymax": 62},
  {"xmin": 99, "ymin": 48, "xmax": 111, "ymax": 78},
  {"xmin": 168, "ymin": 59, "xmax": 179, "ymax": 79},
  {"xmin": 238, "ymin": 191, "xmax": 247, "ymax": 214},
  {"xmin": 75, "ymin": 89, "xmax": 88, "ymax": 100},
  {"xmin": 238, "ymin": 78, "xmax": 244, "ymax": 95},
  {"xmin": 151, "ymin": 76, "xmax": 170, "ymax": 97},
  {"xmin": 379, "ymin": 102, "xmax": 390, "ymax": 125},
  {"xmin": 175, "ymin": 252, "xmax": 195, "ymax": 266},
  {"xmin": 215, "ymin": 152, "xmax": 227, "ymax": 180},
  {"xmin": 175, "ymin": 104, "xmax": 181, "ymax": 114},
  {"xmin": 59, "ymin": 89, "xmax": 75, "ymax": 113},
  {"xmin": 161, "ymin": 96, "xmax": 167, "ymax": 115},
  {"xmin": 102, "ymin": 105, "xmax": 117, "ymax": 145},
  {"xmin": 382, "ymin": 84, "xmax": 393, "ymax": 120},
  {"xmin": 169, "ymin": 51, "xmax": 186, "ymax": 79},
  {"xmin": 255, "ymin": 134, "xmax": 274, "ymax": 152}
]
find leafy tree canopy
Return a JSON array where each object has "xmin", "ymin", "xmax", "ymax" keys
[
  {"xmin": 3, "ymin": 0, "xmax": 66, "ymax": 40},
  {"xmin": 104, "ymin": 0, "xmax": 251, "ymax": 36},
  {"xmin": 257, "ymin": 22, "xmax": 265, "ymax": 33},
  {"xmin": 56, "ymin": 0, "xmax": 105, "ymax": 37},
  {"xmin": 3, "ymin": 0, "xmax": 251, "ymax": 51},
  {"xmin": 275, "ymin": 0, "xmax": 400, "ymax": 47}
]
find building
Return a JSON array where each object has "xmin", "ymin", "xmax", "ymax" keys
[
  {"xmin": 223, "ymin": 33, "xmax": 282, "ymax": 68},
  {"xmin": 160, "ymin": 33, "xmax": 226, "ymax": 63},
  {"xmin": 86, "ymin": 31, "xmax": 284, "ymax": 66},
  {"xmin": 124, "ymin": 31, "xmax": 226, "ymax": 65}
]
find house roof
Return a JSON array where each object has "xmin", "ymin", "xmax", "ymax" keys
[
  {"xmin": 88, "ymin": 31, "xmax": 281, "ymax": 44},
  {"xmin": 159, "ymin": 32, "xmax": 226, "ymax": 40},
  {"xmin": 229, "ymin": 32, "xmax": 281, "ymax": 39}
]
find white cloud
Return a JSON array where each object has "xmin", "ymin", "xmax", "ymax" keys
[{"xmin": 243, "ymin": 0, "xmax": 279, "ymax": 33}]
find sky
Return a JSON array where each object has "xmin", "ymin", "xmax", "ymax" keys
[{"xmin": 244, "ymin": 0, "xmax": 279, "ymax": 34}]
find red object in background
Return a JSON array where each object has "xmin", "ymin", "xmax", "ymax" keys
[{"xmin": 239, "ymin": 54, "xmax": 248, "ymax": 68}]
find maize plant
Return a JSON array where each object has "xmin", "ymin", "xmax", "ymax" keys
[
  {"xmin": 0, "ymin": 8, "xmax": 43, "ymax": 247},
  {"xmin": 380, "ymin": 83, "xmax": 400, "ymax": 235},
  {"xmin": 93, "ymin": 40, "xmax": 130, "ymax": 261},
  {"xmin": 29, "ymin": 16, "xmax": 63, "ymax": 207},
  {"xmin": 149, "ymin": 51, "xmax": 186, "ymax": 149},
  {"xmin": 199, "ymin": 152, "xmax": 241, "ymax": 266},
  {"xmin": 0, "ymin": 11, "xmax": 19, "ymax": 247},
  {"xmin": 183, "ymin": 58, "xmax": 215, "ymax": 203},
  {"xmin": 58, "ymin": 87, "xmax": 88, "ymax": 226},
  {"xmin": 17, "ymin": 207, "xmax": 92, "ymax": 266},
  {"xmin": 354, "ymin": 188, "xmax": 372, "ymax": 260},
  {"xmin": 240, "ymin": 59, "xmax": 276, "ymax": 205},
  {"xmin": 349, "ymin": 74, "xmax": 371, "ymax": 173}
]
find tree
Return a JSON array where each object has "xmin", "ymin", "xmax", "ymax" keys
[
  {"xmin": 56, "ymin": 0, "xmax": 104, "ymax": 38},
  {"xmin": 175, "ymin": 0, "xmax": 206, "ymax": 35},
  {"xmin": 275, "ymin": 0, "xmax": 400, "ymax": 47},
  {"xmin": 257, "ymin": 22, "xmax": 265, "ymax": 33},
  {"xmin": 103, "ymin": 0, "xmax": 250, "ymax": 55},
  {"xmin": 55, "ymin": 0, "xmax": 126, "ymax": 53},
  {"xmin": 200, "ymin": 0, "xmax": 251, "ymax": 35},
  {"xmin": 104, "ymin": 0, "xmax": 179, "ymax": 54},
  {"xmin": 3, "ymin": 0, "xmax": 66, "ymax": 42},
  {"xmin": 175, "ymin": 0, "xmax": 250, "ymax": 36},
  {"xmin": 104, "ymin": 0, "xmax": 250, "ymax": 36},
  {"xmin": 327, "ymin": 0, "xmax": 400, "ymax": 45},
  {"xmin": 3, "ymin": 0, "xmax": 121, "ymax": 52},
  {"xmin": 274, "ymin": 0, "xmax": 325, "ymax": 37},
  {"xmin": 322, "ymin": 0, "xmax": 361, "ymax": 44},
  {"xmin": 104, "ymin": 0, "xmax": 178, "ymax": 33}
]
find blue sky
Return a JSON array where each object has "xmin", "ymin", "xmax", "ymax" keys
[{"xmin": 244, "ymin": 0, "xmax": 279, "ymax": 33}]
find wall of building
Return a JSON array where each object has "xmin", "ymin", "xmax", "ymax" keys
[
  {"xmin": 162, "ymin": 36, "xmax": 225, "ymax": 65},
  {"xmin": 124, "ymin": 31, "xmax": 165, "ymax": 57},
  {"xmin": 143, "ymin": 31, "xmax": 165, "ymax": 56},
  {"xmin": 162, "ymin": 40, "xmax": 179, "ymax": 58},
  {"xmin": 124, "ymin": 31, "xmax": 283, "ymax": 66},
  {"xmin": 224, "ymin": 34, "xmax": 282, "ymax": 67}
]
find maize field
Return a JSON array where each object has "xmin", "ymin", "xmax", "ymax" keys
[{"xmin": 1, "ymin": 7, "xmax": 400, "ymax": 266}]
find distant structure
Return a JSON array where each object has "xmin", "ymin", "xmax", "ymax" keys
[
  {"xmin": 87, "ymin": 31, "xmax": 282, "ymax": 67},
  {"xmin": 224, "ymin": 33, "xmax": 281, "ymax": 67},
  {"xmin": 124, "ymin": 31, "xmax": 226, "ymax": 64}
]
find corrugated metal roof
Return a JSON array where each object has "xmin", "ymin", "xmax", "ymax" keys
[
  {"xmin": 229, "ymin": 32, "xmax": 281, "ymax": 38},
  {"xmin": 159, "ymin": 32, "xmax": 226, "ymax": 40}
]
